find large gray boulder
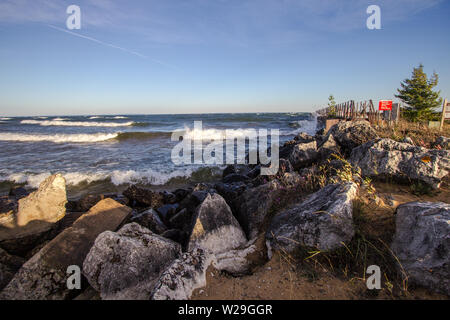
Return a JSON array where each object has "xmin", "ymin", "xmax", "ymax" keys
[
  {"xmin": 288, "ymin": 140, "xmax": 318, "ymax": 170},
  {"xmin": 151, "ymin": 248, "xmax": 214, "ymax": 300},
  {"xmin": 350, "ymin": 138, "xmax": 450, "ymax": 189},
  {"xmin": 188, "ymin": 193, "xmax": 247, "ymax": 254},
  {"xmin": 0, "ymin": 198, "xmax": 132, "ymax": 300},
  {"xmin": 267, "ymin": 182, "xmax": 358, "ymax": 253},
  {"xmin": 0, "ymin": 174, "xmax": 68, "ymax": 256},
  {"xmin": 233, "ymin": 180, "xmax": 284, "ymax": 240},
  {"xmin": 326, "ymin": 120, "xmax": 379, "ymax": 154},
  {"xmin": 83, "ymin": 223, "xmax": 181, "ymax": 300},
  {"xmin": 391, "ymin": 202, "xmax": 450, "ymax": 295}
]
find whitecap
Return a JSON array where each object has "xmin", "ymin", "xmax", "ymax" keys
[
  {"xmin": 0, "ymin": 132, "xmax": 119, "ymax": 143},
  {"xmin": 20, "ymin": 119, "xmax": 135, "ymax": 127}
]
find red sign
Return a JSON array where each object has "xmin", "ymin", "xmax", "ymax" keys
[{"xmin": 379, "ymin": 100, "xmax": 393, "ymax": 111}]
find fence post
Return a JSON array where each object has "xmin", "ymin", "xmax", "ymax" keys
[{"xmin": 440, "ymin": 99, "xmax": 448, "ymax": 131}]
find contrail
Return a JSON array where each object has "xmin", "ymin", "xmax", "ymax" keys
[{"xmin": 47, "ymin": 24, "xmax": 177, "ymax": 69}]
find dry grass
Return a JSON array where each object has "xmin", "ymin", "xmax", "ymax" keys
[{"xmin": 374, "ymin": 119, "xmax": 450, "ymax": 148}]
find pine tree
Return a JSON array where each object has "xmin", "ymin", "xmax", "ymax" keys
[
  {"xmin": 328, "ymin": 94, "xmax": 336, "ymax": 117},
  {"xmin": 395, "ymin": 64, "xmax": 442, "ymax": 122}
]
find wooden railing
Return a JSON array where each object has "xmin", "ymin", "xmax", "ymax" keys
[{"xmin": 317, "ymin": 100, "xmax": 401, "ymax": 125}]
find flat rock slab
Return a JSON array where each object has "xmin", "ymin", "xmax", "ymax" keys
[{"xmin": 0, "ymin": 198, "xmax": 131, "ymax": 300}]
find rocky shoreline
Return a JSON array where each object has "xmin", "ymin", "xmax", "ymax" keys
[{"xmin": 1, "ymin": 120, "xmax": 449, "ymax": 300}]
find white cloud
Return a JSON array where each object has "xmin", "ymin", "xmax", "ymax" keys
[{"xmin": 0, "ymin": 0, "xmax": 444, "ymax": 46}]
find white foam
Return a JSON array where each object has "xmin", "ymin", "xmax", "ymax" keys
[
  {"xmin": 20, "ymin": 119, "xmax": 135, "ymax": 127},
  {"xmin": 285, "ymin": 113, "xmax": 318, "ymax": 136},
  {"xmin": 1, "ymin": 168, "xmax": 198, "ymax": 188},
  {"xmin": 112, "ymin": 116, "xmax": 128, "ymax": 119},
  {"xmin": 89, "ymin": 116, "xmax": 102, "ymax": 119},
  {"xmin": 183, "ymin": 127, "xmax": 274, "ymax": 141},
  {"xmin": 52, "ymin": 117, "xmax": 68, "ymax": 121},
  {"xmin": 0, "ymin": 132, "xmax": 119, "ymax": 143},
  {"xmin": 0, "ymin": 117, "xmax": 12, "ymax": 120}
]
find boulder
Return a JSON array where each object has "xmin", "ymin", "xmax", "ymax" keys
[
  {"xmin": 187, "ymin": 193, "xmax": 247, "ymax": 254},
  {"xmin": 294, "ymin": 132, "xmax": 316, "ymax": 143},
  {"xmin": 267, "ymin": 182, "xmax": 358, "ymax": 253},
  {"xmin": 83, "ymin": 223, "xmax": 181, "ymax": 300},
  {"xmin": 123, "ymin": 185, "xmax": 164, "ymax": 208},
  {"xmin": 169, "ymin": 208, "xmax": 191, "ymax": 231},
  {"xmin": 161, "ymin": 229, "xmax": 189, "ymax": 246},
  {"xmin": 151, "ymin": 248, "xmax": 214, "ymax": 300},
  {"xmin": 0, "ymin": 198, "xmax": 131, "ymax": 300},
  {"xmin": 402, "ymin": 137, "xmax": 415, "ymax": 145},
  {"xmin": 391, "ymin": 202, "xmax": 450, "ymax": 295},
  {"xmin": 435, "ymin": 136, "xmax": 450, "ymax": 150},
  {"xmin": 288, "ymin": 140, "xmax": 318, "ymax": 170},
  {"xmin": 8, "ymin": 187, "xmax": 29, "ymax": 200},
  {"xmin": 16, "ymin": 174, "xmax": 67, "ymax": 227},
  {"xmin": 223, "ymin": 174, "xmax": 250, "ymax": 184},
  {"xmin": 172, "ymin": 188, "xmax": 190, "ymax": 203},
  {"xmin": 350, "ymin": 138, "xmax": 450, "ymax": 188},
  {"xmin": 0, "ymin": 247, "xmax": 25, "ymax": 291},
  {"xmin": 233, "ymin": 180, "xmax": 284, "ymax": 240},
  {"xmin": 214, "ymin": 242, "xmax": 258, "ymax": 275},
  {"xmin": 326, "ymin": 120, "xmax": 379, "ymax": 154},
  {"xmin": 317, "ymin": 133, "xmax": 341, "ymax": 160},
  {"xmin": 130, "ymin": 208, "xmax": 167, "ymax": 234},
  {"xmin": 68, "ymin": 194, "xmax": 128, "ymax": 212},
  {"xmin": 156, "ymin": 204, "xmax": 179, "ymax": 224},
  {"xmin": 0, "ymin": 196, "xmax": 17, "ymax": 215},
  {"xmin": 214, "ymin": 182, "xmax": 247, "ymax": 207},
  {"xmin": 0, "ymin": 174, "xmax": 68, "ymax": 256}
]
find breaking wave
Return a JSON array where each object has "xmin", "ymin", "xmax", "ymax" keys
[
  {"xmin": 1, "ymin": 166, "xmax": 223, "ymax": 189},
  {"xmin": 20, "ymin": 119, "xmax": 136, "ymax": 127},
  {"xmin": 0, "ymin": 132, "xmax": 119, "ymax": 143}
]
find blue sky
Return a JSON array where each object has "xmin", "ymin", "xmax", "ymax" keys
[{"xmin": 0, "ymin": 0, "xmax": 449, "ymax": 116}]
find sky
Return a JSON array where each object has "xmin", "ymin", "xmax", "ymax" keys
[{"xmin": 0, "ymin": 0, "xmax": 449, "ymax": 116}]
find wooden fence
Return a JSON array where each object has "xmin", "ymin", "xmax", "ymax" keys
[{"xmin": 317, "ymin": 100, "xmax": 400, "ymax": 126}]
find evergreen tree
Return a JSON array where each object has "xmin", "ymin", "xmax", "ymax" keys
[
  {"xmin": 395, "ymin": 64, "xmax": 442, "ymax": 122},
  {"xmin": 328, "ymin": 94, "xmax": 336, "ymax": 117}
]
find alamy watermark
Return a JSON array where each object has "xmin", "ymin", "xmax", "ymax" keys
[
  {"xmin": 170, "ymin": 121, "xmax": 279, "ymax": 175},
  {"xmin": 66, "ymin": 5, "xmax": 81, "ymax": 30},
  {"xmin": 367, "ymin": 5, "xmax": 381, "ymax": 30}
]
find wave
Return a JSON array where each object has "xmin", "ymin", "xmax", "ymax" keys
[
  {"xmin": 53, "ymin": 117, "xmax": 68, "ymax": 121},
  {"xmin": 89, "ymin": 116, "xmax": 102, "ymax": 119},
  {"xmin": 0, "ymin": 132, "xmax": 119, "ymax": 143},
  {"xmin": 0, "ymin": 131, "xmax": 178, "ymax": 143},
  {"xmin": 115, "ymin": 131, "xmax": 171, "ymax": 141},
  {"xmin": 1, "ymin": 166, "xmax": 223, "ymax": 189},
  {"xmin": 20, "ymin": 119, "xmax": 135, "ymax": 127},
  {"xmin": 0, "ymin": 117, "xmax": 12, "ymax": 120},
  {"xmin": 181, "ymin": 127, "xmax": 284, "ymax": 140},
  {"xmin": 285, "ymin": 113, "xmax": 318, "ymax": 136},
  {"xmin": 112, "ymin": 116, "xmax": 128, "ymax": 119}
]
